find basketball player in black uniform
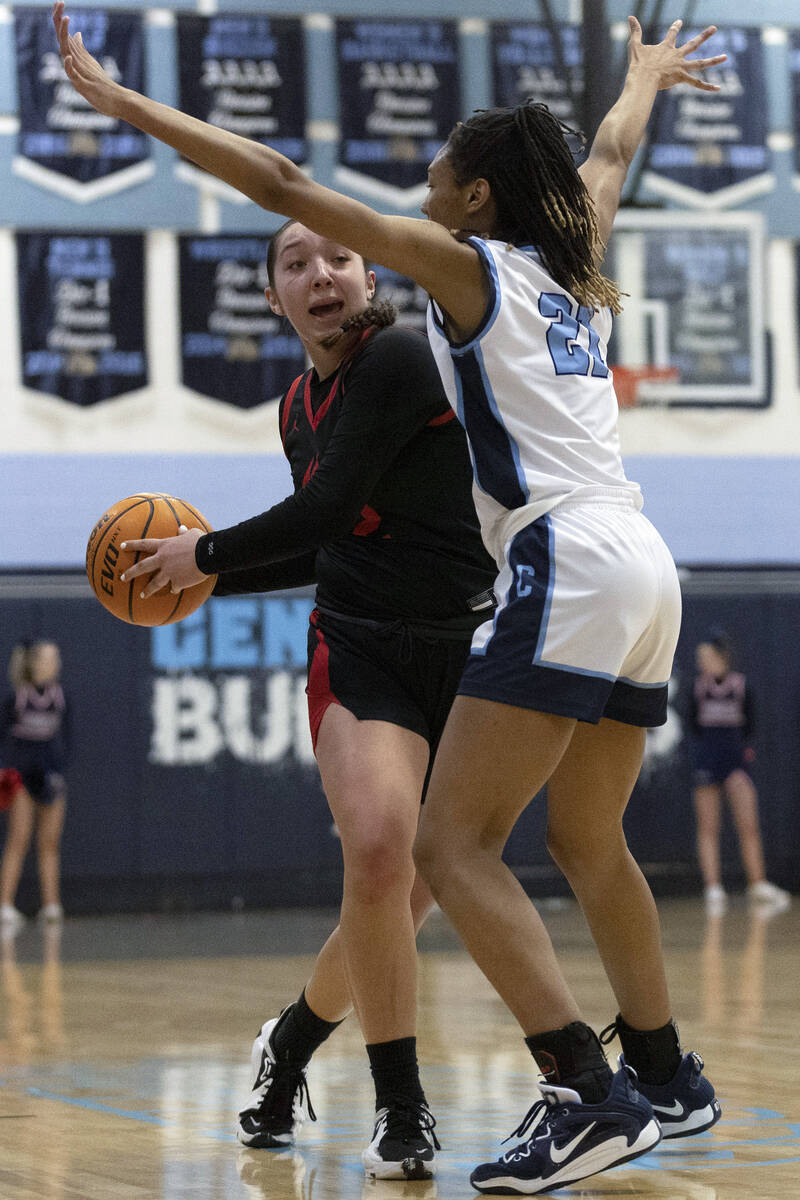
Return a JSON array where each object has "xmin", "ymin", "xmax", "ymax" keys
[
  {"xmin": 691, "ymin": 634, "xmax": 790, "ymax": 915},
  {"xmin": 118, "ymin": 221, "xmax": 496, "ymax": 1180}
]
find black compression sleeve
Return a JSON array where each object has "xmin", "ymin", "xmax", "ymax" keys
[
  {"xmin": 212, "ymin": 551, "xmax": 317, "ymax": 596},
  {"xmin": 195, "ymin": 329, "xmax": 445, "ymax": 575}
]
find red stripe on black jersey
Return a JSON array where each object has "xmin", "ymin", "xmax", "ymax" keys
[
  {"xmin": 280, "ymin": 372, "xmax": 307, "ymax": 446},
  {"xmin": 304, "ymin": 371, "xmax": 340, "ymax": 431},
  {"xmin": 352, "ymin": 504, "xmax": 381, "ymax": 537},
  {"xmin": 427, "ymin": 409, "xmax": 455, "ymax": 427},
  {"xmin": 307, "ymin": 608, "xmax": 339, "ymax": 749}
]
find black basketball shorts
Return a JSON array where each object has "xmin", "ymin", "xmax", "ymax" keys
[{"xmin": 306, "ymin": 607, "xmax": 472, "ymax": 758}]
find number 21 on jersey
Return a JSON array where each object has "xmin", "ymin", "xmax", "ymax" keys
[{"xmin": 539, "ymin": 292, "xmax": 609, "ymax": 378}]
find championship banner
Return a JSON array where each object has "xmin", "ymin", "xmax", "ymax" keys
[
  {"xmin": 176, "ymin": 14, "xmax": 306, "ymax": 198},
  {"xmin": 641, "ymin": 26, "xmax": 773, "ymax": 208},
  {"xmin": 790, "ymin": 31, "xmax": 800, "ymax": 178},
  {"xmin": 335, "ymin": 18, "xmax": 460, "ymax": 206},
  {"xmin": 491, "ymin": 22, "xmax": 583, "ymax": 129},
  {"xmin": 179, "ymin": 236, "xmax": 306, "ymax": 409},
  {"xmin": 610, "ymin": 211, "xmax": 767, "ymax": 407},
  {"xmin": 17, "ymin": 233, "xmax": 148, "ymax": 406},
  {"xmin": 371, "ymin": 264, "xmax": 428, "ymax": 333},
  {"xmin": 14, "ymin": 7, "xmax": 153, "ymax": 201}
]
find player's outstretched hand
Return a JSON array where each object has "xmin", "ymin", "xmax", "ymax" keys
[
  {"xmin": 628, "ymin": 16, "xmax": 727, "ymax": 92},
  {"xmin": 52, "ymin": 1, "xmax": 126, "ymax": 117},
  {"xmin": 120, "ymin": 526, "xmax": 207, "ymax": 598}
]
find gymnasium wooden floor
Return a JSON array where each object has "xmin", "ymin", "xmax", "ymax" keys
[{"xmin": 1, "ymin": 897, "xmax": 798, "ymax": 1199}]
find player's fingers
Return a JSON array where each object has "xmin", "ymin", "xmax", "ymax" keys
[
  {"xmin": 680, "ymin": 26, "xmax": 718, "ymax": 54},
  {"xmin": 684, "ymin": 75, "xmax": 721, "ymax": 92},
  {"xmin": 120, "ymin": 537, "xmax": 163, "ymax": 553},
  {"xmin": 119, "ymin": 556, "xmax": 158, "ymax": 582},
  {"xmin": 139, "ymin": 574, "xmax": 167, "ymax": 600},
  {"xmin": 683, "ymin": 54, "xmax": 726, "ymax": 71},
  {"xmin": 665, "ymin": 18, "xmax": 682, "ymax": 46},
  {"xmin": 57, "ymin": 12, "xmax": 70, "ymax": 54},
  {"xmin": 628, "ymin": 15, "xmax": 642, "ymax": 42}
]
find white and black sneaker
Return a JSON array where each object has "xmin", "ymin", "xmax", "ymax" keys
[
  {"xmin": 237, "ymin": 1009, "xmax": 316, "ymax": 1148},
  {"xmin": 362, "ymin": 1096, "xmax": 440, "ymax": 1180},
  {"xmin": 630, "ymin": 1050, "xmax": 721, "ymax": 1138},
  {"xmin": 470, "ymin": 1064, "xmax": 661, "ymax": 1194}
]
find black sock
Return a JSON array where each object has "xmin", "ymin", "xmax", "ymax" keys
[
  {"xmin": 525, "ymin": 1021, "xmax": 613, "ymax": 1104},
  {"xmin": 366, "ymin": 1036, "xmax": 426, "ymax": 1109},
  {"xmin": 612, "ymin": 1013, "xmax": 682, "ymax": 1085},
  {"xmin": 271, "ymin": 991, "xmax": 344, "ymax": 1066}
]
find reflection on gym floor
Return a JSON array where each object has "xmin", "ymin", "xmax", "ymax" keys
[{"xmin": 1, "ymin": 898, "xmax": 798, "ymax": 1199}]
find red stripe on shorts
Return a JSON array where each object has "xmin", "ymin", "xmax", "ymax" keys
[{"xmin": 306, "ymin": 609, "xmax": 340, "ymax": 750}]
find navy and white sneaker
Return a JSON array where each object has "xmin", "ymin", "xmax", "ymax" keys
[
  {"xmin": 237, "ymin": 1009, "xmax": 316, "ymax": 1148},
  {"xmin": 470, "ymin": 1064, "xmax": 661, "ymax": 1195},
  {"xmin": 628, "ymin": 1051, "xmax": 721, "ymax": 1138},
  {"xmin": 362, "ymin": 1096, "xmax": 440, "ymax": 1180}
]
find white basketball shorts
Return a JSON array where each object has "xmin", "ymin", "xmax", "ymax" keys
[{"xmin": 457, "ymin": 495, "xmax": 681, "ymax": 726}]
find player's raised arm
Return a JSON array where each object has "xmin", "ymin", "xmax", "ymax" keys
[
  {"xmin": 52, "ymin": 2, "xmax": 485, "ymax": 331},
  {"xmin": 579, "ymin": 16, "xmax": 726, "ymax": 249}
]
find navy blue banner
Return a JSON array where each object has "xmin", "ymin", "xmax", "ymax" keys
[
  {"xmin": 491, "ymin": 22, "xmax": 582, "ymax": 128},
  {"xmin": 4, "ymin": 575, "xmax": 800, "ymax": 914},
  {"xmin": 790, "ymin": 31, "xmax": 800, "ymax": 175},
  {"xmin": 14, "ymin": 7, "xmax": 151, "ymax": 197},
  {"xmin": 176, "ymin": 15, "xmax": 306, "ymax": 169},
  {"xmin": 372, "ymin": 264, "xmax": 428, "ymax": 334},
  {"xmin": 179, "ymin": 236, "xmax": 305, "ymax": 409},
  {"xmin": 643, "ymin": 27, "xmax": 770, "ymax": 203},
  {"xmin": 18, "ymin": 233, "xmax": 148, "ymax": 406},
  {"xmin": 335, "ymin": 19, "xmax": 460, "ymax": 197}
]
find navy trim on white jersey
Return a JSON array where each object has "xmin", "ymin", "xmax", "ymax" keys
[
  {"xmin": 454, "ymin": 345, "xmax": 529, "ymax": 511},
  {"xmin": 429, "ymin": 237, "xmax": 503, "ymax": 353}
]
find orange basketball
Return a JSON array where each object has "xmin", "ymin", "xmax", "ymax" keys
[{"xmin": 86, "ymin": 493, "xmax": 218, "ymax": 626}]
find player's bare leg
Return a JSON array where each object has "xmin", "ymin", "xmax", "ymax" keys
[
  {"xmin": 693, "ymin": 782, "xmax": 723, "ymax": 888},
  {"xmin": 239, "ymin": 706, "xmax": 439, "ymax": 1177},
  {"xmin": 0, "ymin": 788, "xmax": 36, "ymax": 915},
  {"xmin": 315, "ymin": 706, "xmax": 430, "ymax": 1042},
  {"xmin": 36, "ymin": 795, "xmax": 66, "ymax": 913},
  {"xmin": 725, "ymin": 769, "xmax": 766, "ymax": 885},
  {"xmin": 547, "ymin": 719, "xmax": 671, "ymax": 1024},
  {"xmin": 305, "ymin": 870, "xmax": 435, "ymax": 1023},
  {"xmin": 416, "ymin": 698, "xmax": 579, "ymax": 1029}
]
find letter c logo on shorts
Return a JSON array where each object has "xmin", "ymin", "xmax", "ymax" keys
[{"xmin": 515, "ymin": 564, "xmax": 535, "ymax": 598}]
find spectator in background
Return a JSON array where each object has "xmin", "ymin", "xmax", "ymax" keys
[
  {"xmin": 690, "ymin": 632, "xmax": 791, "ymax": 915},
  {"xmin": 0, "ymin": 641, "xmax": 70, "ymax": 931}
]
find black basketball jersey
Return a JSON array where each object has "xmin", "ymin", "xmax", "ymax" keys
[
  {"xmin": 198, "ymin": 326, "xmax": 496, "ymax": 622},
  {"xmin": 0, "ymin": 682, "xmax": 70, "ymax": 769},
  {"xmin": 691, "ymin": 671, "xmax": 753, "ymax": 741}
]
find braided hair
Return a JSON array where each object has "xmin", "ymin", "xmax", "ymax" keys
[{"xmin": 446, "ymin": 102, "xmax": 623, "ymax": 315}]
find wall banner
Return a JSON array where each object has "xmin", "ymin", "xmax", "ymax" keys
[
  {"xmin": 371, "ymin": 264, "xmax": 429, "ymax": 334},
  {"xmin": 490, "ymin": 22, "xmax": 583, "ymax": 129},
  {"xmin": 790, "ymin": 31, "xmax": 800, "ymax": 180},
  {"xmin": 17, "ymin": 232, "xmax": 148, "ymax": 406},
  {"xmin": 179, "ymin": 235, "xmax": 306, "ymax": 409},
  {"xmin": 335, "ymin": 19, "xmax": 460, "ymax": 207},
  {"xmin": 176, "ymin": 15, "xmax": 306, "ymax": 197},
  {"xmin": 13, "ymin": 7, "xmax": 153, "ymax": 201},
  {"xmin": 641, "ymin": 26, "xmax": 773, "ymax": 208}
]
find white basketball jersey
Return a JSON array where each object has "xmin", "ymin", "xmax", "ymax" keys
[{"xmin": 427, "ymin": 237, "xmax": 641, "ymax": 564}]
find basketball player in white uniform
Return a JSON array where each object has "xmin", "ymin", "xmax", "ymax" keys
[{"xmin": 54, "ymin": 7, "xmax": 725, "ymax": 1192}]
